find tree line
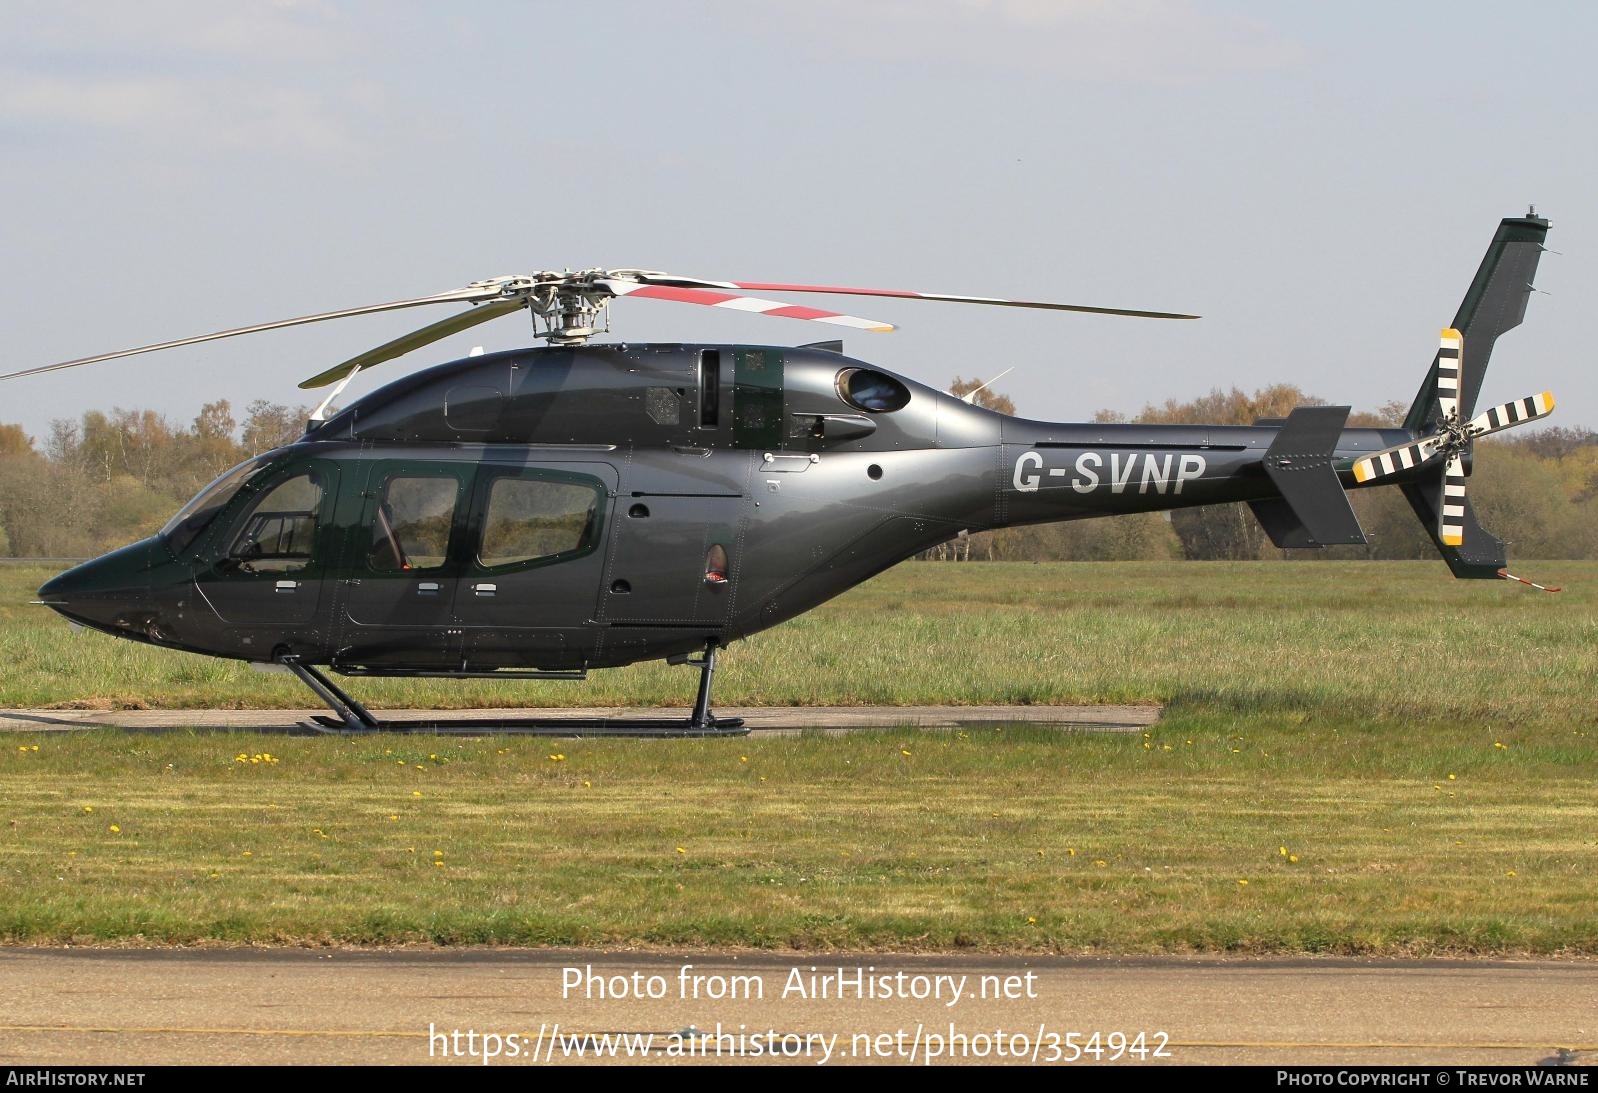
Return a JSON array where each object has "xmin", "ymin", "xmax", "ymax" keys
[
  {"xmin": 0, "ymin": 401, "xmax": 305, "ymax": 558},
  {"xmin": 0, "ymin": 386, "xmax": 1591, "ymax": 561}
]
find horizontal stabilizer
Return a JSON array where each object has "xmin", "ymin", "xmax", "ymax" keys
[{"xmin": 1255, "ymin": 405, "xmax": 1367, "ymax": 547}]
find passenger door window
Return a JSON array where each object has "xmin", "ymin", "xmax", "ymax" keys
[
  {"xmin": 478, "ymin": 476, "xmax": 601, "ymax": 570},
  {"xmin": 368, "ymin": 475, "xmax": 461, "ymax": 573}
]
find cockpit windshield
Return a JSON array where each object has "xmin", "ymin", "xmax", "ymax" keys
[{"xmin": 160, "ymin": 456, "xmax": 275, "ymax": 555}]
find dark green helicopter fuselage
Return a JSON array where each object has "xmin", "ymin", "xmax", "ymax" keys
[{"xmin": 40, "ymin": 342, "xmax": 1408, "ymax": 674}]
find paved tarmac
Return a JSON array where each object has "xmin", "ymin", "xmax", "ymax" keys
[
  {"xmin": 1, "ymin": 949, "xmax": 1593, "ymax": 1067},
  {"xmin": 0, "ymin": 704, "xmax": 1159, "ymax": 735}
]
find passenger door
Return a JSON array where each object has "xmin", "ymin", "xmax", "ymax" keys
[
  {"xmin": 451, "ymin": 462, "xmax": 615, "ymax": 669},
  {"xmin": 337, "ymin": 460, "xmax": 471, "ymax": 670}
]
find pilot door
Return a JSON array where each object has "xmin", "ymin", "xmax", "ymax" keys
[
  {"xmin": 337, "ymin": 460, "xmax": 472, "ymax": 670},
  {"xmin": 193, "ymin": 459, "xmax": 339, "ymax": 649}
]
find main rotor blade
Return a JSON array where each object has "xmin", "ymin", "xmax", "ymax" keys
[
  {"xmin": 599, "ymin": 281, "xmax": 895, "ymax": 331},
  {"xmin": 298, "ymin": 299, "xmax": 526, "ymax": 389},
  {"xmin": 726, "ymin": 281, "xmax": 1199, "ymax": 321},
  {"xmin": 1465, "ymin": 391, "xmax": 1556, "ymax": 439},
  {"xmin": 0, "ymin": 284, "xmax": 503, "ymax": 383}
]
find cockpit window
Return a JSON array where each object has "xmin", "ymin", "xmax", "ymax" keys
[
  {"xmin": 161, "ymin": 456, "xmax": 274, "ymax": 555},
  {"xmin": 226, "ymin": 473, "xmax": 326, "ymax": 575},
  {"xmin": 836, "ymin": 368, "xmax": 911, "ymax": 413}
]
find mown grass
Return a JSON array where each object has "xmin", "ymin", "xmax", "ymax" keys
[{"xmin": 1, "ymin": 559, "xmax": 1594, "ymax": 951}]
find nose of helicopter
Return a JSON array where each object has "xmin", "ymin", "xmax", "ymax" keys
[{"xmin": 38, "ymin": 539, "xmax": 167, "ymax": 638}]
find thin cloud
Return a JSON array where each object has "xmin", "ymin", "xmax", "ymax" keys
[{"xmin": 719, "ymin": 0, "xmax": 1307, "ymax": 83}]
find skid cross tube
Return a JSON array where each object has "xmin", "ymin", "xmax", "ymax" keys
[{"xmin": 276, "ymin": 649, "xmax": 745, "ymax": 736}]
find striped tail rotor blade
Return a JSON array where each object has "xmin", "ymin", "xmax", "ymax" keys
[
  {"xmin": 1351, "ymin": 436, "xmax": 1442, "ymax": 484},
  {"xmin": 598, "ymin": 281, "xmax": 895, "ymax": 332},
  {"xmin": 1466, "ymin": 391, "xmax": 1556, "ymax": 439},
  {"xmin": 1440, "ymin": 452, "xmax": 1468, "ymax": 547},
  {"xmin": 1437, "ymin": 327, "xmax": 1463, "ymax": 423}
]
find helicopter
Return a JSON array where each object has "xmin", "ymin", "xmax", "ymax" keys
[{"xmin": 6, "ymin": 211, "xmax": 1558, "ymax": 735}]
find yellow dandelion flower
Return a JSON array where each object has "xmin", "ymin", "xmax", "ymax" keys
[
  {"xmin": 991, "ymin": 811, "xmax": 999, "ymax": 818},
  {"xmin": 1494, "ymin": 741, "xmax": 1507, "ymax": 750},
  {"xmin": 1279, "ymin": 846, "xmax": 1288, "ymax": 857},
  {"xmin": 433, "ymin": 850, "xmax": 444, "ymax": 858},
  {"xmin": 1289, "ymin": 855, "xmax": 1299, "ymax": 863},
  {"xmin": 1143, "ymin": 742, "xmax": 1152, "ymax": 750},
  {"xmin": 82, "ymin": 806, "xmax": 93, "ymax": 813},
  {"xmin": 739, "ymin": 755, "xmax": 748, "ymax": 763},
  {"xmin": 242, "ymin": 851, "xmax": 252, "ymax": 857},
  {"xmin": 758, "ymin": 775, "xmax": 767, "ymax": 782},
  {"xmin": 1036, "ymin": 849, "xmax": 1045, "ymax": 857},
  {"xmin": 396, "ymin": 760, "xmax": 405, "ymax": 765},
  {"xmin": 108, "ymin": 824, "xmax": 120, "ymax": 834},
  {"xmin": 1067, "ymin": 848, "xmax": 1076, "ymax": 856},
  {"xmin": 582, "ymin": 780, "xmax": 592, "ymax": 788},
  {"xmin": 412, "ymin": 791, "xmax": 422, "ymax": 798},
  {"xmin": 429, "ymin": 754, "xmax": 437, "ymax": 761},
  {"xmin": 30, "ymin": 745, "xmax": 38, "ymax": 752},
  {"xmin": 1505, "ymin": 870, "xmax": 1517, "ymax": 877},
  {"xmin": 433, "ymin": 861, "xmax": 444, "ymax": 868},
  {"xmin": 414, "ymin": 764, "xmax": 425, "ymax": 771},
  {"xmin": 1094, "ymin": 859, "xmax": 1107, "ymax": 867},
  {"xmin": 1026, "ymin": 916, "xmax": 1037, "ymax": 925},
  {"xmin": 387, "ymin": 814, "xmax": 398, "ymax": 822},
  {"xmin": 1447, "ymin": 773, "xmax": 1457, "ymax": 781},
  {"xmin": 900, "ymin": 749, "xmax": 912, "ymax": 757},
  {"xmin": 675, "ymin": 846, "xmax": 686, "ymax": 855},
  {"xmin": 1237, "ymin": 878, "xmax": 1249, "ymax": 886}
]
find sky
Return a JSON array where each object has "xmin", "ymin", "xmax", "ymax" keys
[{"xmin": 2, "ymin": 1, "xmax": 1595, "ymax": 445}]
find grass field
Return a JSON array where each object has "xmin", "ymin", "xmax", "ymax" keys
[{"xmin": 1, "ymin": 560, "xmax": 1595, "ymax": 952}]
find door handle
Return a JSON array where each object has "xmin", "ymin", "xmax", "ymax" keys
[
  {"xmin": 473, "ymin": 583, "xmax": 497, "ymax": 597},
  {"xmin": 275, "ymin": 581, "xmax": 299, "ymax": 593},
  {"xmin": 417, "ymin": 582, "xmax": 440, "ymax": 596}
]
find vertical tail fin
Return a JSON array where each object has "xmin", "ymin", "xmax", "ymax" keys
[
  {"xmin": 1404, "ymin": 212, "xmax": 1549, "ymax": 431},
  {"xmin": 1400, "ymin": 212, "xmax": 1551, "ymax": 578}
]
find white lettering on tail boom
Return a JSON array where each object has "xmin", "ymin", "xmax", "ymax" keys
[{"xmin": 1013, "ymin": 451, "xmax": 1206, "ymax": 495}]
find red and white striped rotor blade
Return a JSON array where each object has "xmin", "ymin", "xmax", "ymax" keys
[
  {"xmin": 721, "ymin": 281, "xmax": 1199, "ymax": 321},
  {"xmin": 1465, "ymin": 391, "xmax": 1556, "ymax": 440},
  {"xmin": 598, "ymin": 281, "xmax": 894, "ymax": 332}
]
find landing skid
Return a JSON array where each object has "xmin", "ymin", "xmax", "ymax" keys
[{"xmin": 277, "ymin": 643, "xmax": 746, "ymax": 737}]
